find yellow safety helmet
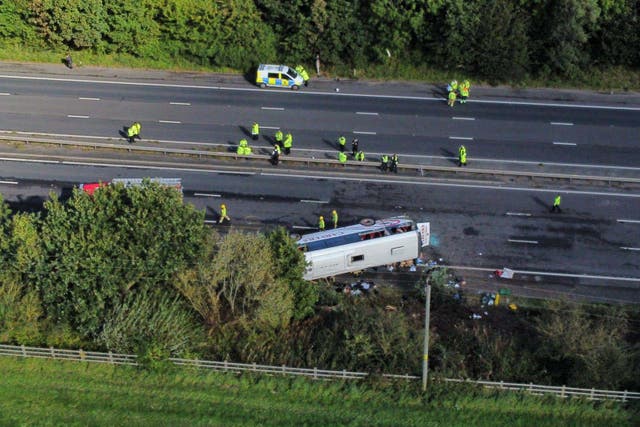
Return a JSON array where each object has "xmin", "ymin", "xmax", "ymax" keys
[
  {"xmin": 319, "ymin": 216, "xmax": 324, "ymax": 219},
  {"xmin": 221, "ymin": 204, "xmax": 226, "ymax": 208}
]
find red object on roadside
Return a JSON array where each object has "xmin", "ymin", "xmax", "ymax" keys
[{"xmin": 79, "ymin": 182, "xmax": 106, "ymax": 195}]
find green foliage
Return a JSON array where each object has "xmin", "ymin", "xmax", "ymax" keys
[
  {"xmin": 0, "ymin": 281, "xmax": 43, "ymax": 345},
  {"xmin": 35, "ymin": 182, "xmax": 207, "ymax": 337},
  {"xmin": 98, "ymin": 290, "xmax": 201, "ymax": 356},
  {"xmin": 31, "ymin": 0, "xmax": 108, "ymax": 49},
  {"xmin": 267, "ymin": 227, "xmax": 318, "ymax": 320}
]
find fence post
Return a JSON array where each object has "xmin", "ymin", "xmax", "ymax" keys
[
  {"xmin": 79, "ymin": 349, "xmax": 86, "ymax": 361},
  {"xmin": 21, "ymin": 344, "xmax": 26, "ymax": 357},
  {"xmin": 343, "ymin": 369, "xmax": 346, "ymax": 379},
  {"xmin": 50, "ymin": 347, "xmax": 55, "ymax": 359},
  {"xmin": 529, "ymin": 383, "xmax": 533, "ymax": 392},
  {"xmin": 314, "ymin": 367, "xmax": 318, "ymax": 379},
  {"xmin": 561, "ymin": 385, "xmax": 566, "ymax": 398},
  {"xmin": 108, "ymin": 351, "xmax": 114, "ymax": 364},
  {"xmin": 252, "ymin": 362, "xmax": 257, "ymax": 372},
  {"xmin": 590, "ymin": 388, "xmax": 595, "ymax": 400},
  {"xmin": 282, "ymin": 365, "xmax": 286, "ymax": 374},
  {"xmin": 623, "ymin": 390, "xmax": 628, "ymax": 403},
  {"xmin": 224, "ymin": 360, "xmax": 228, "ymax": 372}
]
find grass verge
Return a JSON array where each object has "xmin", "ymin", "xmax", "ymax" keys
[{"xmin": 0, "ymin": 357, "xmax": 636, "ymax": 427}]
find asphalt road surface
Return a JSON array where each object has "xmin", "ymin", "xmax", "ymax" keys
[{"xmin": 0, "ymin": 63, "xmax": 639, "ymax": 302}]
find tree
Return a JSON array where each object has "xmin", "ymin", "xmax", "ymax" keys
[
  {"xmin": 35, "ymin": 182, "xmax": 207, "ymax": 337},
  {"xmin": 267, "ymin": 227, "xmax": 318, "ymax": 320}
]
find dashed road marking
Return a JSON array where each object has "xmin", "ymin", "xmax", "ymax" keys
[
  {"xmin": 553, "ymin": 142, "xmax": 577, "ymax": 146},
  {"xmin": 194, "ymin": 193, "xmax": 221, "ymax": 198},
  {"xmin": 508, "ymin": 239, "xmax": 539, "ymax": 244},
  {"xmin": 261, "ymin": 126, "xmax": 280, "ymax": 130},
  {"xmin": 452, "ymin": 117, "xmax": 475, "ymax": 121},
  {"xmin": 0, "ymin": 92, "xmax": 10, "ymax": 96},
  {"xmin": 261, "ymin": 107, "xmax": 284, "ymax": 111},
  {"xmin": 550, "ymin": 122, "xmax": 573, "ymax": 126},
  {"xmin": 506, "ymin": 212, "xmax": 532, "ymax": 217},
  {"xmin": 158, "ymin": 120, "xmax": 181, "ymax": 124},
  {"xmin": 67, "ymin": 115, "xmax": 90, "ymax": 119},
  {"xmin": 621, "ymin": 246, "xmax": 640, "ymax": 251},
  {"xmin": 449, "ymin": 136, "xmax": 473, "ymax": 140},
  {"xmin": 356, "ymin": 112, "xmax": 379, "ymax": 116},
  {"xmin": 78, "ymin": 97, "xmax": 100, "ymax": 101},
  {"xmin": 0, "ymin": 180, "xmax": 18, "ymax": 184},
  {"xmin": 353, "ymin": 131, "xmax": 377, "ymax": 135},
  {"xmin": 617, "ymin": 219, "xmax": 640, "ymax": 224},
  {"xmin": 300, "ymin": 199, "xmax": 329, "ymax": 204},
  {"xmin": 204, "ymin": 220, "xmax": 217, "ymax": 224},
  {"xmin": 170, "ymin": 102, "xmax": 191, "ymax": 106},
  {"xmin": 292, "ymin": 225, "xmax": 316, "ymax": 230}
]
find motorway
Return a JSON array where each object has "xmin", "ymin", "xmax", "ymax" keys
[{"xmin": 0, "ymin": 63, "xmax": 639, "ymax": 303}]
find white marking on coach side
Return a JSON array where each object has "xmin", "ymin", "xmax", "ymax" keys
[
  {"xmin": 449, "ymin": 136, "xmax": 473, "ymax": 140},
  {"xmin": 78, "ymin": 97, "xmax": 100, "ymax": 101},
  {"xmin": 452, "ymin": 117, "xmax": 475, "ymax": 121},
  {"xmin": 261, "ymin": 107, "xmax": 284, "ymax": 111},
  {"xmin": 356, "ymin": 112, "xmax": 379, "ymax": 116},
  {"xmin": 550, "ymin": 122, "xmax": 574, "ymax": 126},
  {"xmin": 553, "ymin": 142, "xmax": 577, "ymax": 146},
  {"xmin": 353, "ymin": 131, "xmax": 377, "ymax": 135},
  {"xmin": 170, "ymin": 102, "xmax": 191, "ymax": 106},
  {"xmin": 506, "ymin": 212, "xmax": 531, "ymax": 217},
  {"xmin": 508, "ymin": 239, "xmax": 539, "ymax": 244},
  {"xmin": 67, "ymin": 115, "xmax": 90, "ymax": 119},
  {"xmin": 617, "ymin": 219, "xmax": 640, "ymax": 224},
  {"xmin": 194, "ymin": 193, "xmax": 221, "ymax": 198},
  {"xmin": 158, "ymin": 120, "xmax": 181, "ymax": 124}
]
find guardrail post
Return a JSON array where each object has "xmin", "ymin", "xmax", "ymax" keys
[
  {"xmin": 50, "ymin": 347, "xmax": 55, "ymax": 359},
  {"xmin": 561, "ymin": 385, "xmax": 566, "ymax": 398},
  {"xmin": 21, "ymin": 344, "xmax": 26, "ymax": 357}
]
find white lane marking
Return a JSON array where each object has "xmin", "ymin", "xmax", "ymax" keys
[
  {"xmin": 0, "ymin": 180, "xmax": 18, "ymax": 184},
  {"xmin": 194, "ymin": 193, "xmax": 221, "ymax": 198},
  {"xmin": 300, "ymin": 199, "xmax": 329, "ymax": 204},
  {"xmin": 447, "ymin": 265, "xmax": 640, "ymax": 283},
  {"xmin": 550, "ymin": 122, "xmax": 573, "ymax": 126},
  {"xmin": 261, "ymin": 107, "xmax": 284, "ymax": 111},
  {"xmin": 204, "ymin": 220, "xmax": 217, "ymax": 224},
  {"xmin": 508, "ymin": 239, "xmax": 539, "ymax": 244},
  {"xmin": 2, "ymin": 73, "xmax": 640, "ymax": 111},
  {"xmin": 506, "ymin": 212, "xmax": 531, "ymax": 217},
  {"xmin": 356, "ymin": 112, "xmax": 379, "ymax": 116},
  {"xmin": 452, "ymin": 117, "xmax": 475, "ymax": 121},
  {"xmin": 262, "ymin": 172, "xmax": 640, "ymax": 199},
  {"xmin": 617, "ymin": 219, "xmax": 640, "ymax": 224},
  {"xmin": 0, "ymin": 92, "xmax": 10, "ymax": 96},
  {"xmin": 67, "ymin": 115, "xmax": 90, "ymax": 119},
  {"xmin": 621, "ymin": 247, "xmax": 640, "ymax": 251},
  {"xmin": 158, "ymin": 120, "xmax": 181, "ymax": 124},
  {"xmin": 292, "ymin": 225, "xmax": 316, "ymax": 230},
  {"xmin": 170, "ymin": 102, "xmax": 191, "ymax": 106},
  {"xmin": 261, "ymin": 126, "xmax": 280, "ymax": 130},
  {"xmin": 353, "ymin": 131, "xmax": 377, "ymax": 135},
  {"xmin": 0, "ymin": 157, "xmax": 59, "ymax": 164},
  {"xmin": 449, "ymin": 136, "xmax": 473, "ymax": 140},
  {"xmin": 553, "ymin": 142, "xmax": 577, "ymax": 146},
  {"xmin": 78, "ymin": 97, "xmax": 100, "ymax": 101},
  {"xmin": 59, "ymin": 160, "xmax": 256, "ymax": 175}
]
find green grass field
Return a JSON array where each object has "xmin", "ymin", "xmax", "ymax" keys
[{"xmin": 0, "ymin": 357, "xmax": 635, "ymax": 427}]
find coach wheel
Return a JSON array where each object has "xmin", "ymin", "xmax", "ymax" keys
[
  {"xmin": 360, "ymin": 218, "xmax": 375, "ymax": 226},
  {"xmin": 259, "ymin": 83, "xmax": 266, "ymax": 88}
]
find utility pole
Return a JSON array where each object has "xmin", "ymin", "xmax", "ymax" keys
[{"xmin": 422, "ymin": 278, "xmax": 431, "ymax": 392}]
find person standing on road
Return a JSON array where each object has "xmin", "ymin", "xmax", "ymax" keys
[
  {"xmin": 390, "ymin": 153, "xmax": 399, "ymax": 173},
  {"xmin": 332, "ymin": 210, "xmax": 339, "ymax": 228},
  {"xmin": 380, "ymin": 154, "xmax": 389, "ymax": 172},
  {"xmin": 283, "ymin": 132, "xmax": 293, "ymax": 155},
  {"xmin": 459, "ymin": 80, "xmax": 470, "ymax": 104},
  {"xmin": 275, "ymin": 129, "xmax": 283, "ymax": 146},
  {"xmin": 338, "ymin": 135, "xmax": 346, "ymax": 152},
  {"xmin": 448, "ymin": 90, "xmax": 457, "ymax": 107},
  {"xmin": 318, "ymin": 215, "xmax": 325, "ymax": 231},
  {"xmin": 127, "ymin": 122, "xmax": 141, "ymax": 143},
  {"xmin": 550, "ymin": 195, "xmax": 562, "ymax": 213},
  {"xmin": 271, "ymin": 144, "xmax": 281, "ymax": 165},
  {"xmin": 338, "ymin": 151, "xmax": 347, "ymax": 163},
  {"xmin": 219, "ymin": 204, "xmax": 230, "ymax": 224},
  {"xmin": 351, "ymin": 138, "xmax": 359, "ymax": 157},
  {"xmin": 251, "ymin": 122, "xmax": 260, "ymax": 140},
  {"xmin": 458, "ymin": 145, "xmax": 467, "ymax": 167},
  {"xmin": 355, "ymin": 150, "xmax": 365, "ymax": 161}
]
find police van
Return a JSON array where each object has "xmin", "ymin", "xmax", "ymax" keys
[{"xmin": 256, "ymin": 64, "xmax": 304, "ymax": 90}]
